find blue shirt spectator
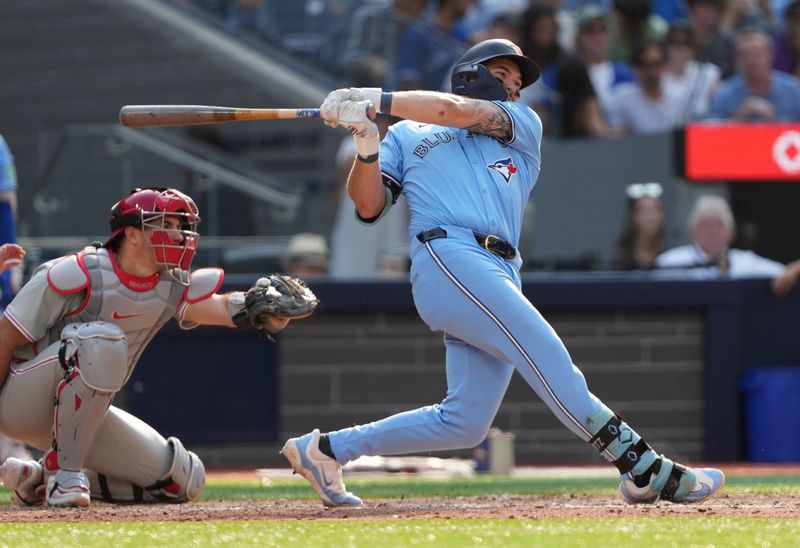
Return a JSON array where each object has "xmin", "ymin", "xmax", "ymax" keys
[
  {"xmin": 396, "ymin": 0, "xmax": 471, "ymax": 90},
  {"xmin": 708, "ymin": 29, "xmax": 800, "ymax": 121}
]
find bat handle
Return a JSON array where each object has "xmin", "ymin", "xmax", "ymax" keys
[{"xmin": 295, "ymin": 109, "xmax": 320, "ymax": 118}]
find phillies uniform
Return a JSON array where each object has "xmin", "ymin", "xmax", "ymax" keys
[
  {"xmin": 327, "ymin": 101, "xmax": 613, "ymax": 460},
  {"xmin": 0, "ymin": 245, "xmax": 220, "ymax": 497}
]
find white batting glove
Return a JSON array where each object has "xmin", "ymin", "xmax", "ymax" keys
[
  {"xmin": 321, "ymin": 88, "xmax": 385, "ymax": 128},
  {"xmin": 358, "ymin": 88, "xmax": 383, "ymax": 112},
  {"xmin": 339, "ymin": 100, "xmax": 379, "ymax": 159},
  {"xmin": 321, "ymin": 88, "xmax": 380, "ymax": 128}
]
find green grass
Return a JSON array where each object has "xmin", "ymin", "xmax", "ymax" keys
[
  {"xmin": 3, "ymin": 472, "xmax": 799, "ymax": 504},
  {"xmin": 198, "ymin": 472, "xmax": 800, "ymax": 501},
  {"xmin": 0, "ymin": 518, "xmax": 798, "ymax": 547},
  {"xmin": 1, "ymin": 473, "xmax": 798, "ymax": 547}
]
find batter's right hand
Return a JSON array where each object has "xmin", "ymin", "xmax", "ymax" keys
[{"xmin": 320, "ymin": 88, "xmax": 382, "ymax": 128}]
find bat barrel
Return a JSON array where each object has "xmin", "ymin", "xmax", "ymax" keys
[{"xmin": 119, "ymin": 105, "xmax": 321, "ymax": 127}]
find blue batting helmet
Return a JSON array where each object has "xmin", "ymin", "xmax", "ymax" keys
[{"xmin": 450, "ymin": 39, "xmax": 540, "ymax": 101}]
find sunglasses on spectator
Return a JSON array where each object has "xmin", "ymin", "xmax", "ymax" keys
[
  {"xmin": 626, "ymin": 182, "xmax": 663, "ymax": 199},
  {"xmin": 582, "ymin": 24, "xmax": 608, "ymax": 34},
  {"xmin": 638, "ymin": 59, "xmax": 665, "ymax": 69}
]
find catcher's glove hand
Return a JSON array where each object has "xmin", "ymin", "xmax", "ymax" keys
[{"xmin": 233, "ymin": 274, "xmax": 319, "ymax": 338}]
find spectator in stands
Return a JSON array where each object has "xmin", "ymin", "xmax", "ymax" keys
[
  {"xmin": 539, "ymin": 0, "xmax": 581, "ymax": 54},
  {"xmin": 609, "ymin": 0, "xmax": 669, "ymax": 62},
  {"xmin": 708, "ymin": 27, "xmax": 800, "ymax": 121},
  {"xmin": 606, "ymin": 40, "xmax": 686, "ymax": 134},
  {"xmin": 663, "ymin": 21, "xmax": 721, "ymax": 121},
  {"xmin": 774, "ymin": 0, "xmax": 800, "ymax": 76},
  {"xmin": 574, "ymin": 4, "xmax": 636, "ymax": 123},
  {"xmin": 0, "ymin": 135, "xmax": 29, "ymax": 464},
  {"xmin": 656, "ymin": 195, "xmax": 800, "ymax": 295},
  {"xmin": 721, "ymin": 0, "xmax": 775, "ymax": 33},
  {"xmin": 283, "ymin": 233, "xmax": 329, "ymax": 277},
  {"xmin": 337, "ymin": 0, "xmax": 429, "ymax": 88},
  {"xmin": 614, "ymin": 182, "xmax": 666, "ymax": 270},
  {"xmin": 652, "ymin": 0, "xmax": 691, "ymax": 23},
  {"xmin": 469, "ymin": 11, "xmax": 524, "ymax": 46},
  {"xmin": 224, "ymin": 0, "xmax": 279, "ymax": 42},
  {"xmin": 329, "ymin": 115, "xmax": 409, "ymax": 279},
  {"xmin": 396, "ymin": 0, "xmax": 471, "ymax": 90},
  {"xmin": 687, "ymin": 0, "xmax": 737, "ymax": 77},
  {"xmin": 462, "ymin": 0, "xmax": 529, "ymax": 44},
  {"xmin": 521, "ymin": 4, "xmax": 608, "ymax": 137}
]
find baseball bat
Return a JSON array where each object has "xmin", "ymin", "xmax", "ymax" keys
[{"xmin": 119, "ymin": 105, "xmax": 321, "ymax": 127}]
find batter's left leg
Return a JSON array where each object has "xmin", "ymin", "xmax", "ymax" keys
[
  {"xmin": 282, "ymin": 337, "xmax": 514, "ymax": 506},
  {"xmin": 413, "ymin": 234, "xmax": 724, "ymax": 504}
]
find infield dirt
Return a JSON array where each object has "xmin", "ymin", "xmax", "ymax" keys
[
  {"xmin": 1, "ymin": 466, "xmax": 798, "ymax": 522},
  {"xmin": 0, "ymin": 493, "xmax": 797, "ymax": 522}
]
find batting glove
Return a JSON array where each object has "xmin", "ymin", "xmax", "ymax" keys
[
  {"xmin": 338, "ymin": 100, "xmax": 379, "ymax": 159},
  {"xmin": 321, "ymin": 88, "xmax": 387, "ymax": 128}
]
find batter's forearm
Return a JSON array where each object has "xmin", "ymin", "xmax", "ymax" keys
[
  {"xmin": 347, "ymin": 159, "xmax": 385, "ymax": 220},
  {"xmin": 386, "ymin": 91, "xmax": 511, "ymax": 139}
]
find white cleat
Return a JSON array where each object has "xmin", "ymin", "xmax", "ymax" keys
[
  {"xmin": 281, "ymin": 429, "xmax": 362, "ymax": 507},
  {"xmin": 46, "ymin": 469, "xmax": 91, "ymax": 507},
  {"xmin": 0, "ymin": 458, "xmax": 45, "ymax": 507},
  {"xmin": 620, "ymin": 458, "xmax": 725, "ymax": 504}
]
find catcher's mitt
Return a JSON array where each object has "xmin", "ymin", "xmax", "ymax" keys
[{"xmin": 233, "ymin": 274, "xmax": 319, "ymax": 337}]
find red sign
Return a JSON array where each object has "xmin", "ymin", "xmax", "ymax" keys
[{"xmin": 685, "ymin": 123, "xmax": 800, "ymax": 181}]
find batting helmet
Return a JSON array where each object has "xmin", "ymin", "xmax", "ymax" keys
[
  {"xmin": 106, "ymin": 187, "xmax": 201, "ymax": 279},
  {"xmin": 450, "ymin": 39, "xmax": 540, "ymax": 101}
]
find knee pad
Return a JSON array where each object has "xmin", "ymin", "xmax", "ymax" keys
[
  {"xmin": 60, "ymin": 322, "xmax": 128, "ymax": 392},
  {"xmin": 146, "ymin": 437, "xmax": 205, "ymax": 503}
]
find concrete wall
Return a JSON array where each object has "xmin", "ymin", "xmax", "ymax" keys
[{"xmin": 279, "ymin": 308, "xmax": 705, "ymax": 465}]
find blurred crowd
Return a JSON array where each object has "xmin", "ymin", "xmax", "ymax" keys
[
  {"xmin": 177, "ymin": 0, "xmax": 800, "ymax": 283},
  {"xmin": 188, "ymin": 0, "xmax": 800, "ymax": 138}
]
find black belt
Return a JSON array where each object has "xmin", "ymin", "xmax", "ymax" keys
[{"xmin": 416, "ymin": 227, "xmax": 517, "ymax": 260}]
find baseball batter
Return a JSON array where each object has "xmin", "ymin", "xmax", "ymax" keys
[
  {"xmin": 283, "ymin": 39, "xmax": 725, "ymax": 507},
  {"xmin": 0, "ymin": 187, "xmax": 318, "ymax": 507}
]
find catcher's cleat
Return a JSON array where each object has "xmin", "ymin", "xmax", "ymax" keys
[
  {"xmin": 0, "ymin": 457, "xmax": 46, "ymax": 507},
  {"xmin": 46, "ymin": 469, "xmax": 91, "ymax": 507},
  {"xmin": 619, "ymin": 457, "xmax": 725, "ymax": 504},
  {"xmin": 281, "ymin": 429, "xmax": 363, "ymax": 507}
]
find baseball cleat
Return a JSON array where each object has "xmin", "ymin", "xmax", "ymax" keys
[
  {"xmin": 281, "ymin": 429, "xmax": 363, "ymax": 507},
  {"xmin": 0, "ymin": 457, "xmax": 46, "ymax": 507},
  {"xmin": 46, "ymin": 469, "xmax": 91, "ymax": 507},
  {"xmin": 619, "ymin": 457, "xmax": 725, "ymax": 504}
]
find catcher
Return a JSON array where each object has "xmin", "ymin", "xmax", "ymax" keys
[{"xmin": 0, "ymin": 187, "xmax": 318, "ymax": 507}]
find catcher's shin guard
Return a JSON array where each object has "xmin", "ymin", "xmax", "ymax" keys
[
  {"xmin": 84, "ymin": 437, "xmax": 205, "ymax": 503},
  {"xmin": 55, "ymin": 322, "xmax": 128, "ymax": 472}
]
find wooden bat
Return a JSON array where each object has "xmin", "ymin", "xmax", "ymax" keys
[{"xmin": 119, "ymin": 105, "xmax": 321, "ymax": 127}]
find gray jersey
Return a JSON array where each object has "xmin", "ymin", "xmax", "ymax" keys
[{"xmin": 5, "ymin": 246, "xmax": 223, "ymax": 382}]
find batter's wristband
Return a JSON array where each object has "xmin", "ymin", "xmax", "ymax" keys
[
  {"xmin": 380, "ymin": 92, "xmax": 393, "ymax": 115},
  {"xmin": 357, "ymin": 152, "xmax": 379, "ymax": 164}
]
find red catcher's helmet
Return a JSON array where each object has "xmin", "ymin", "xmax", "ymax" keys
[{"xmin": 106, "ymin": 188, "xmax": 200, "ymax": 282}]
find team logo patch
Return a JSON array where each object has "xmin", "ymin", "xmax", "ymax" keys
[{"xmin": 487, "ymin": 157, "xmax": 518, "ymax": 184}]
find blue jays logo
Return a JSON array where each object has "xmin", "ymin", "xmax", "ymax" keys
[{"xmin": 487, "ymin": 157, "xmax": 518, "ymax": 184}]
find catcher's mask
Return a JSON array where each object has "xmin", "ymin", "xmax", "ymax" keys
[
  {"xmin": 106, "ymin": 187, "xmax": 200, "ymax": 285},
  {"xmin": 450, "ymin": 39, "xmax": 540, "ymax": 101}
]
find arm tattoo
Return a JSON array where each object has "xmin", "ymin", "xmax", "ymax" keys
[{"xmin": 464, "ymin": 100, "xmax": 512, "ymax": 140}]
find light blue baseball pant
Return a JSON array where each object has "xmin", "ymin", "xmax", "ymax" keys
[{"xmin": 328, "ymin": 225, "xmax": 605, "ymax": 463}]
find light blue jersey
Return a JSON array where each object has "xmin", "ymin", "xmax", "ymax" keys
[
  {"xmin": 379, "ymin": 101, "xmax": 542, "ymax": 254},
  {"xmin": 328, "ymin": 102, "xmax": 621, "ymax": 465}
]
